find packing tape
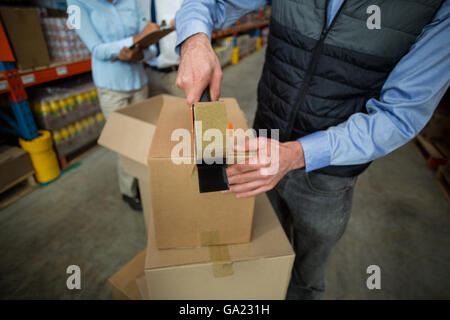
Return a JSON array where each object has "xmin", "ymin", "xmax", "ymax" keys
[{"xmin": 200, "ymin": 230, "xmax": 234, "ymax": 278}]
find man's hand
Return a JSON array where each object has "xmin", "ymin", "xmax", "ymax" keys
[
  {"xmin": 225, "ymin": 138, "xmax": 305, "ymax": 198},
  {"xmin": 133, "ymin": 22, "xmax": 160, "ymax": 43},
  {"xmin": 176, "ymin": 33, "xmax": 222, "ymax": 105},
  {"xmin": 117, "ymin": 45, "xmax": 143, "ymax": 62}
]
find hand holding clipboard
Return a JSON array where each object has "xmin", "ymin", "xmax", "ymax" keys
[{"xmin": 112, "ymin": 21, "xmax": 175, "ymax": 62}]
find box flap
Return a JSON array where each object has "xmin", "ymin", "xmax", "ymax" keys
[
  {"xmin": 145, "ymin": 194, "xmax": 294, "ymax": 270},
  {"xmin": 108, "ymin": 250, "xmax": 146, "ymax": 300},
  {"xmin": 98, "ymin": 95, "xmax": 183, "ymax": 165},
  {"xmin": 149, "ymin": 97, "xmax": 249, "ymax": 159}
]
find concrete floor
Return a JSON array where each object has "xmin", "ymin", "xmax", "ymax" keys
[{"xmin": 1, "ymin": 48, "xmax": 449, "ymax": 299}]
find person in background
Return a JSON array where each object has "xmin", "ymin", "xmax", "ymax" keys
[
  {"xmin": 68, "ymin": 0, "xmax": 160, "ymax": 211},
  {"xmin": 141, "ymin": 0, "xmax": 185, "ymax": 97}
]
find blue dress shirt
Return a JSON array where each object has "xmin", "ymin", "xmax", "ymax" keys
[
  {"xmin": 68, "ymin": 0, "xmax": 157, "ymax": 91},
  {"xmin": 175, "ymin": 0, "xmax": 450, "ymax": 172}
]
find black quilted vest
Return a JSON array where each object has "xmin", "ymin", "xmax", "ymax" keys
[{"xmin": 254, "ymin": 0, "xmax": 443, "ymax": 176}]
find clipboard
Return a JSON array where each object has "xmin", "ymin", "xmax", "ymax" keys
[{"xmin": 130, "ymin": 28, "xmax": 174, "ymax": 49}]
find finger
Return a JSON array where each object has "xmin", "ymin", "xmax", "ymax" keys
[
  {"xmin": 229, "ymin": 179, "xmax": 267, "ymax": 194},
  {"xmin": 226, "ymin": 162, "xmax": 271, "ymax": 178},
  {"xmin": 227, "ymin": 169, "xmax": 266, "ymax": 185},
  {"xmin": 235, "ymin": 185, "xmax": 272, "ymax": 198},
  {"xmin": 186, "ymin": 82, "xmax": 208, "ymax": 105},
  {"xmin": 209, "ymin": 66, "xmax": 223, "ymax": 101},
  {"xmin": 235, "ymin": 137, "xmax": 260, "ymax": 152}
]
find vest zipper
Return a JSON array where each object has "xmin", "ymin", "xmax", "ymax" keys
[{"xmin": 284, "ymin": 0, "xmax": 347, "ymax": 140}]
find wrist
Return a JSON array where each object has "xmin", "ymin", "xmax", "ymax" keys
[
  {"xmin": 285, "ymin": 141, "xmax": 305, "ymax": 171},
  {"xmin": 180, "ymin": 33, "xmax": 210, "ymax": 56}
]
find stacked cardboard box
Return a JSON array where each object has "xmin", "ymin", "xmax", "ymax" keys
[
  {"xmin": 0, "ymin": 7, "xmax": 51, "ymax": 70},
  {"xmin": 102, "ymin": 95, "xmax": 295, "ymax": 300}
]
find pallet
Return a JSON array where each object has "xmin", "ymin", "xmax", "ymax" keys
[
  {"xmin": 58, "ymin": 141, "xmax": 101, "ymax": 170},
  {"xmin": 413, "ymin": 135, "xmax": 448, "ymax": 169},
  {"xmin": 0, "ymin": 172, "xmax": 37, "ymax": 209},
  {"xmin": 435, "ymin": 165, "xmax": 450, "ymax": 204}
]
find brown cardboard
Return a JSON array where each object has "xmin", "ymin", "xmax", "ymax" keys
[
  {"xmin": 136, "ymin": 275, "xmax": 150, "ymax": 300},
  {"xmin": 108, "ymin": 250, "xmax": 146, "ymax": 300},
  {"xmin": 148, "ymin": 96, "xmax": 254, "ymax": 248},
  {"xmin": 0, "ymin": 146, "xmax": 34, "ymax": 192},
  {"xmin": 0, "ymin": 7, "xmax": 51, "ymax": 70},
  {"xmin": 98, "ymin": 95, "xmax": 166, "ymax": 228},
  {"xmin": 144, "ymin": 194, "xmax": 295, "ymax": 300},
  {"xmin": 99, "ymin": 94, "xmax": 255, "ymax": 248}
]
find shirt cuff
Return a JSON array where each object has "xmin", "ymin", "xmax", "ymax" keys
[
  {"xmin": 298, "ymin": 131, "xmax": 331, "ymax": 172},
  {"xmin": 110, "ymin": 36, "xmax": 134, "ymax": 58},
  {"xmin": 174, "ymin": 20, "xmax": 213, "ymax": 56}
]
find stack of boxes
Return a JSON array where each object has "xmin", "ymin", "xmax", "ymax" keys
[
  {"xmin": 100, "ymin": 94, "xmax": 295, "ymax": 300},
  {"xmin": 41, "ymin": 17, "xmax": 90, "ymax": 62}
]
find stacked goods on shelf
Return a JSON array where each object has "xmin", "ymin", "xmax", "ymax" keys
[
  {"xmin": 236, "ymin": 34, "xmax": 251, "ymax": 57},
  {"xmin": 40, "ymin": 17, "xmax": 90, "ymax": 62},
  {"xmin": 31, "ymin": 81, "xmax": 104, "ymax": 158},
  {"xmin": 213, "ymin": 45, "xmax": 233, "ymax": 67},
  {"xmin": 0, "ymin": 7, "xmax": 51, "ymax": 70}
]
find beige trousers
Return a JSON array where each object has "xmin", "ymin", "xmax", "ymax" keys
[{"xmin": 97, "ymin": 86, "xmax": 148, "ymax": 197}]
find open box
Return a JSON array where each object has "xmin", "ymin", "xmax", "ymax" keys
[{"xmin": 99, "ymin": 95, "xmax": 254, "ymax": 249}]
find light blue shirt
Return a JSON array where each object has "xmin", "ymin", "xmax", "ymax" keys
[
  {"xmin": 175, "ymin": 0, "xmax": 450, "ymax": 172},
  {"xmin": 68, "ymin": 0, "xmax": 157, "ymax": 91}
]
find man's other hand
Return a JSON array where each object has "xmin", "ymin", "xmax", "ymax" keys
[
  {"xmin": 225, "ymin": 138, "xmax": 305, "ymax": 198},
  {"xmin": 176, "ymin": 33, "xmax": 222, "ymax": 105}
]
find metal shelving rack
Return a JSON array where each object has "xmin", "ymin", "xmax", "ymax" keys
[
  {"xmin": 212, "ymin": 20, "xmax": 269, "ymax": 39},
  {"xmin": 0, "ymin": 18, "xmax": 91, "ymax": 141}
]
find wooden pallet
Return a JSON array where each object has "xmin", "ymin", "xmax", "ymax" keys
[
  {"xmin": 0, "ymin": 172, "xmax": 37, "ymax": 209},
  {"xmin": 58, "ymin": 141, "xmax": 101, "ymax": 170},
  {"xmin": 435, "ymin": 165, "xmax": 450, "ymax": 204},
  {"xmin": 413, "ymin": 135, "xmax": 448, "ymax": 169}
]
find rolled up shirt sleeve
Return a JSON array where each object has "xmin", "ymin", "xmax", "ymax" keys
[{"xmin": 299, "ymin": 2, "xmax": 450, "ymax": 172}]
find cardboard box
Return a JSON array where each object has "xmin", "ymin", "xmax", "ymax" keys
[
  {"xmin": 143, "ymin": 194, "xmax": 295, "ymax": 300},
  {"xmin": 99, "ymin": 95, "xmax": 255, "ymax": 249},
  {"xmin": 0, "ymin": 146, "xmax": 34, "ymax": 192},
  {"xmin": 108, "ymin": 250, "xmax": 146, "ymax": 300},
  {"xmin": 0, "ymin": 7, "xmax": 51, "ymax": 70}
]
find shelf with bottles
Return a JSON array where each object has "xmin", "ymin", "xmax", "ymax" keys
[
  {"xmin": 51, "ymin": 112, "xmax": 105, "ymax": 159},
  {"xmin": 211, "ymin": 6, "xmax": 271, "ymax": 39},
  {"xmin": 31, "ymin": 80, "xmax": 100, "ymax": 131}
]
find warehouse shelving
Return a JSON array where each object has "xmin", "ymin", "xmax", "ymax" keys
[
  {"xmin": 212, "ymin": 20, "xmax": 269, "ymax": 39},
  {"xmin": 0, "ymin": 15, "xmax": 92, "ymax": 142}
]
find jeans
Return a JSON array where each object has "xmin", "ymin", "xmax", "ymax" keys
[{"xmin": 267, "ymin": 168, "xmax": 357, "ymax": 300}]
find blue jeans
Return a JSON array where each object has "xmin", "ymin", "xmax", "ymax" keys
[{"xmin": 267, "ymin": 168, "xmax": 357, "ymax": 300}]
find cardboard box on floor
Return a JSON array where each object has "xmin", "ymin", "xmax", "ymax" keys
[
  {"xmin": 0, "ymin": 146, "xmax": 34, "ymax": 192},
  {"xmin": 99, "ymin": 94, "xmax": 254, "ymax": 249},
  {"xmin": 108, "ymin": 250, "xmax": 146, "ymax": 300},
  {"xmin": 143, "ymin": 194, "xmax": 295, "ymax": 300}
]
